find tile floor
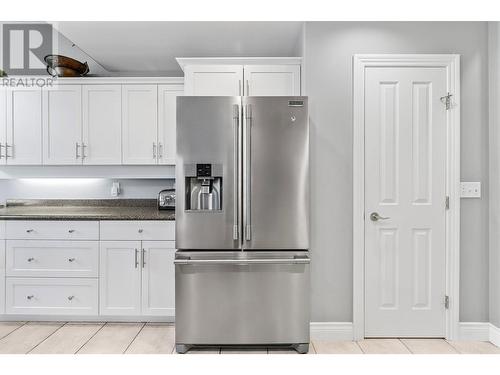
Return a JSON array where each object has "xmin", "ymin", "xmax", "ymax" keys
[{"xmin": 0, "ymin": 322, "xmax": 499, "ymax": 354}]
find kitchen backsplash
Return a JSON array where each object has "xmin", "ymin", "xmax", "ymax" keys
[{"xmin": 0, "ymin": 178, "xmax": 175, "ymax": 204}]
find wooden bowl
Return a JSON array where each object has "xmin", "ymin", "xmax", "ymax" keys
[{"xmin": 44, "ymin": 55, "xmax": 89, "ymax": 77}]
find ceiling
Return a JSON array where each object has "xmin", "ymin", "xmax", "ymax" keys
[{"xmin": 53, "ymin": 22, "xmax": 304, "ymax": 76}]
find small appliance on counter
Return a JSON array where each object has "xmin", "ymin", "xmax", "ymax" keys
[{"xmin": 158, "ymin": 189, "xmax": 176, "ymax": 210}]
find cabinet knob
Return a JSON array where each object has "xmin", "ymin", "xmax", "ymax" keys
[
  {"xmin": 67, "ymin": 296, "xmax": 74, "ymax": 301},
  {"xmin": 26, "ymin": 229, "xmax": 34, "ymax": 233},
  {"xmin": 68, "ymin": 229, "xmax": 75, "ymax": 233},
  {"xmin": 27, "ymin": 295, "xmax": 34, "ymax": 300},
  {"xmin": 27, "ymin": 257, "xmax": 35, "ymax": 262},
  {"xmin": 68, "ymin": 258, "xmax": 76, "ymax": 263},
  {"xmin": 138, "ymin": 229, "xmax": 143, "ymax": 233}
]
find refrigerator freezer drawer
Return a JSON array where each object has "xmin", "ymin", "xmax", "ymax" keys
[{"xmin": 175, "ymin": 251, "xmax": 310, "ymax": 346}]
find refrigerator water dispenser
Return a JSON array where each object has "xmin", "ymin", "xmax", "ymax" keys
[{"xmin": 185, "ymin": 163, "xmax": 222, "ymax": 211}]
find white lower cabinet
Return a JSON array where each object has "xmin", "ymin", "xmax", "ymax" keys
[
  {"xmin": 5, "ymin": 277, "xmax": 98, "ymax": 315},
  {"xmin": 0, "ymin": 240, "xmax": 5, "ymax": 314},
  {"xmin": 99, "ymin": 240, "xmax": 175, "ymax": 316},
  {"xmin": 141, "ymin": 241, "xmax": 175, "ymax": 316}
]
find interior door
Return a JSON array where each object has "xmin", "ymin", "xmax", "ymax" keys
[
  {"xmin": 82, "ymin": 85, "xmax": 122, "ymax": 165},
  {"xmin": 242, "ymin": 97, "xmax": 309, "ymax": 250},
  {"xmin": 42, "ymin": 85, "xmax": 82, "ymax": 165},
  {"xmin": 6, "ymin": 87, "xmax": 43, "ymax": 165},
  {"xmin": 122, "ymin": 85, "xmax": 158, "ymax": 165},
  {"xmin": 99, "ymin": 241, "xmax": 141, "ymax": 316},
  {"xmin": 364, "ymin": 67, "xmax": 447, "ymax": 337}
]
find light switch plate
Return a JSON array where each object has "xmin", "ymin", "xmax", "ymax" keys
[{"xmin": 460, "ymin": 182, "xmax": 481, "ymax": 198}]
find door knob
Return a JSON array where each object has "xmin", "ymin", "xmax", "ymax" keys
[{"xmin": 370, "ymin": 212, "xmax": 390, "ymax": 222}]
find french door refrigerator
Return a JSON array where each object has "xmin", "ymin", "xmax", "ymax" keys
[{"xmin": 175, "ymin": 96, "xmax": 310, "ymax": 354}]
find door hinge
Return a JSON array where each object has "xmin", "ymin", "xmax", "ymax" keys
[
  {"xmin": 440, "ymin": 92, "xmax": 453, "ymax": 110},
  {"xmin": 445, "ymin": 196, "xmax": 450, "ymax": 210},
  {"xmin": 444, "ymin": 295, "xmax": 450, "ymax": 309}
]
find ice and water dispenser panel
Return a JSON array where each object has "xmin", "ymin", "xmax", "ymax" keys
[{"xmin": 185, "ymin": 163, "xmax": 222, "ymax": 211}]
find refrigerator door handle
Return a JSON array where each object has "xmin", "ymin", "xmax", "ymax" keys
[
  {"xmin": 243, "ymin": 104, "xmax": 252, "ymax": 241},
  {"xmin": 174, "ymin": 257, "xmax": 310, "ymax": 265},
  {"xmin": 233, "ymin": 104, "xmax": 240, "ymax": 241}
]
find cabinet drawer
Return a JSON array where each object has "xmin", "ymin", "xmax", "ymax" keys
[
  {"xmin": 5, "ymin": 277, "xmax": 98, "ymax": 315},
  {"xmin": 6, "ymin": 240, "xmax": 98, "ymax": 277},
  {"xmin": 100, "ymin": 221, "xmax": 175, "ymax": 241},
  {"xmin": 6, "ymin": 221, "xmax": 99, "ymax": 240}
]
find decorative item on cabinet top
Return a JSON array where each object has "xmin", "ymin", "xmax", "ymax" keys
[{"xmin": 0, "ymin": 77, "xmax": 183, "ymax": 166}]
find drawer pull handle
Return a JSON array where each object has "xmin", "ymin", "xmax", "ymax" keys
[
  {"xmin": 68, "ymin": 229, "xmax": 75, "ymax": 233},
  {"xmin": 27, "ymin": 295, "xmax": 34, "ymax": 300},
  {"xmin": 26, "ymin": 229, "xmax": 34, "ymax": 233},
  {"xmin": 68, "ymin": 258, "xmax": 76, "ymax": 262},
  {"xmin": 67, "ymin": 296, "xmax": 74, "ymax": 301},
  {"xmin": 138, "ymin": 229, "xmax": 144, "ymax": 233},
  {"xmin": 27, "ymin": 257, "xmax": 35, "ymax": 262}
]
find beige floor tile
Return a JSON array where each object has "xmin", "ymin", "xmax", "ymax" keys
[
  {"xmin": 313, "ymin": 341, "xmax": 363, "ymax": 354},
  {"xmin": 401, "ymin": 339, "xmax": 458, "ymax": 354},
  {"xmin": 447, "ymin": 341, "xmax": 500, "ymax": 354},
  {"xmin": 0, "ymin": 322, "xmax": 63, "ymax": 354},
  {"xmin": 77, "ymin": 323, "xmax": 144, "ymax": 354},
  {"xmin": 220, "ymin": 347, "xmax": 268, "ymax": 354},
  {"xmin": 30, "ymin": 323, "xmax": 104, "ymax": 354},
  {"xmin": 309, "ymin": 342, "xmax": 317, "ymax": 354},
  {"xmin": 125, "ymin": 323, "xmax": 175, "ymax": 354},
  {"xmin": 357, "ymin": 339, "xmax": 410, "ymax": 354},
  {"xmin": 0, "ymin": 322, "xmax": 25, "ymax": 340}
]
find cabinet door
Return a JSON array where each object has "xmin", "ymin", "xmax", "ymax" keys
[
  {"xmin": 122, "ymin": 85, "xmax": 157, "ymax": 164},
  {"xmin": 158, "ymin": 84, "xmax": 183, "ymax": 165},
  {"xmin": 99, "ymin": 241, "xmax": 141, "ymax": 315},
  {"xmin": 5, "ymin": 87, "xmax": 42, "ymax": 164},
  {"xmin": 184, "ymin": 65, "xmax": 243, "ymax": 96},
  {"xmin": 82, "ymin": 85, "xmax": 122, "ymax": 165},
  {"xmin": 243, "ymin": 65, "xmax": 301, "ymax": 96},
  {"xmin": 43, "ymin": 85, "xmax": 82, "ymax": 165},
  {"xmin": 141, "ymin": 241, "xmax": 175, "ymax": 316},
  {"xmin": 0, "ymin": 239, "xmax": 5, "ymax": 313},
  {"xmin": 0, "ymin": 88, "xmax": 6, "ymax": 165}
]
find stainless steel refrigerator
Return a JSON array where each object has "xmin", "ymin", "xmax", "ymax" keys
[{"xmin": 175, "ymin": 96, "xmax": 310, "ymax": 353}]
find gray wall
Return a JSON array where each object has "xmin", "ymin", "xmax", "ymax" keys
[
  {"xmin": 304, "ymin": 22, "xmax": 489, "ymax": 322},
  {"xmin": 489, "ymin": 22, "xmax": 500, "ymax": 328}
]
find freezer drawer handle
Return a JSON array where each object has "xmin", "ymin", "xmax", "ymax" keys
[{"xmin": 174, "ymin": 258, "xmax": 310, "ymax": 265}]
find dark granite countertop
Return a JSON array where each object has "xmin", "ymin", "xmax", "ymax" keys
[{"xmin": 0, "ymin": 199, "xmax": 175, "ymax": 221}]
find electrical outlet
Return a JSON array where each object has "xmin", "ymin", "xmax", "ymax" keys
[
  {"xmin": 111, "ymin": 182, "xmax": 121, "ymax": 197},
  {"xmin": 460, "ymin": 182, "xmax": 481, "ymax": 198}
]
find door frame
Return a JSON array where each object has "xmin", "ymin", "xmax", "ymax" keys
[{"xmin": 352, "ymin": 54, "xmax": 461, "ymax": 340}]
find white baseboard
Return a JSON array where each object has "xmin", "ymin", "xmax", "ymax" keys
[
  {"xmin": 310, "ymin": 322, "xmax": 353, "ymax": 341},
  {"xmin": 489, "ymin": 323, "xmax": 500, "ymax": 347},
  {"xmin": 458, "ymin": 322, "xmax": 490, "ymax": 341}
]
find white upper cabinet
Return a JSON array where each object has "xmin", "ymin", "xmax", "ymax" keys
[
  {"xmin": 244, "ymin": 65, "xmax": 301, "ymax": 96},
  {"xmin": 2, "ymin": 87, "xmax": 42, "ymax": 165},
  {"xmin": 184, "ymin": 65, "xmax": 243, "ymax": 96},
  {"xmin": 82, "ymin": 85, "xmax": 122, "ymax": 165},
  {"xmin": 43, "ymin": 85, "xmax": 82, "ymax": 165},
  {"xmin": 122, "ymin": 85, "xmax": 158, "ymax": 165},
  {"xmin": 158, "ymin": 84, "xmax": 183, "ymax": 164}
]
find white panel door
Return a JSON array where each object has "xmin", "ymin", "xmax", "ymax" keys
[
  {"xmin": 184, "ymin": 65, "xmax": 243, "ymax": 96},
  {"xmin": 0, "ymin": 88, "xmax": 6, "ymax": 164},
  {"xmin": 244, "ymin": 65, "xmax": 301, "ymax": 96},
  {"xmin": 5, "ymin": 87, "xmax": 42, "ymax": 164},
  {"xmin": 141, "ymin": 241, "xmax": 175, "ymax": 316},
  {"xmin": 99, "ymin": 241, "xmax": 141, "ymax": 315},
  {"xmin": 43, "ymin": 85, "xmax": 82, "ymax": 165},
  {"xmin": 0, "ymin": 239, "xmax": 5, "ymax": 313},
  {"xmin": 122, "ymin": 85, "xmax": 157, "ymax": 164},
  {"xmin": 158, "ymin": 84, "xmax": 183, "ymax": 164},
  {"xmin": 364, "ymin": 67, "xmax": 447, "ymax": 337},
  {"xmin": 82, "ymin": 85, "xmax": 122, "ymax": 164}
]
